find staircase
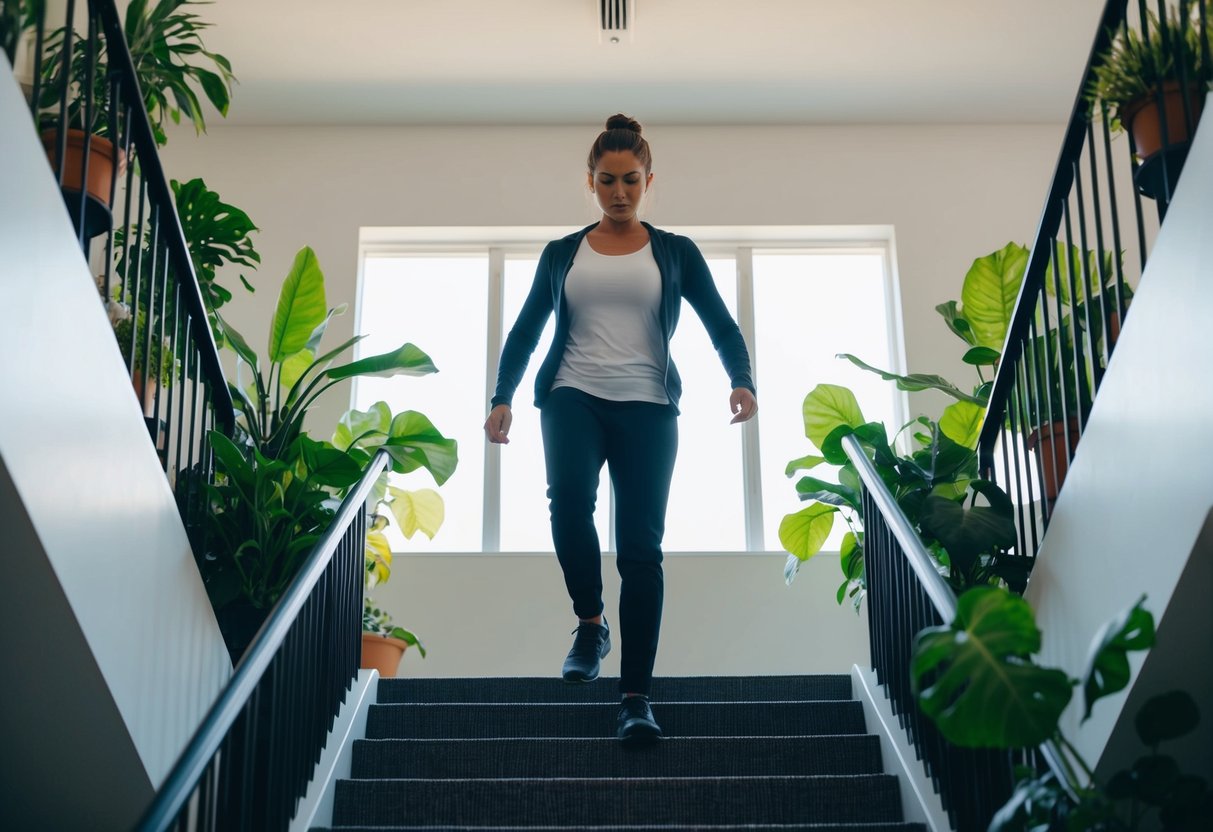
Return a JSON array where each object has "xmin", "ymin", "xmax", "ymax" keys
[{"xmin": 315, "ymin": 675, "xmax": 926, "ymax": 831}]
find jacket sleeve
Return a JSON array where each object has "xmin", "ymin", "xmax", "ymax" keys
[
  {"xmin": 679, "ymin": 237, "xmax": 756, "ymax": 395},
  {"xmin": 490, "ymin": 242, "xmax": 556, "ymax": 408}
]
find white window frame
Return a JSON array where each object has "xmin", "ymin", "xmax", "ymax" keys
[{"xmin": 356, "ymin": 224, "xmax": 908, "ymax": 554}]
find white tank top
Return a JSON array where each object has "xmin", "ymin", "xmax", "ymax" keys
[{"xmin": 551, "ymin": 237, "xmax": 668, "ymax": 404}]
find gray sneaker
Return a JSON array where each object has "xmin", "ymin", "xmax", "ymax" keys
[{"xmin": 561, "ymin": 618, "xmax": 611, "ymax": 682}]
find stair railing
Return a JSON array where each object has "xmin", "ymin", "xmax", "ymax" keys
[
  {"xmin": 844, "ymin": 435, "xmax": 1072, "ymax": 831},
  {"xmin": 977, "ymin": 0, "xmax": 1210, "ymax": 559},
  {"xmin": 136, "ymin": 450, "xmax": 388, "ymax": 832},
  {"xmin": 5, "ymin": 0, "xmax": 235, "ymax": 538}
]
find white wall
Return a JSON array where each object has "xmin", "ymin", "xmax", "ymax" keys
[
  {"xmin": 156, "ymin": 121, "xmax": 1076, "ymax": 676},
  {"xmin": 1025, "ymin": 98, "xmax": 1213, "ymax": 778},
  {"xmin": 0, "ymin": 59, "xmax": 231, "ymax": 829}
]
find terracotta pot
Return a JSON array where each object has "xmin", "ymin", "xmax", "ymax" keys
[
  {"xmin": 361, "ymin": 633, "xmax": 409, "ymax": 678},
  {"xmin": 1120, "ymin": 81, "xmax": 1206, "ymax": 160},
  {"xmin": 131, "ymin": 369, "xmax": 158, "ymax": 418},
  {"xmin": 39, "ymin": 128, "xmax": 127, "ymax": 207},
  {"xmin": 1026, "ymin": 418, "xmax": 1083, "ymax": 501}
]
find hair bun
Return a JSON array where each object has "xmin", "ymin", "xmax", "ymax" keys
[{"xmin": 605, "ymin": 114, "xmax": 642, "ymax": 134}]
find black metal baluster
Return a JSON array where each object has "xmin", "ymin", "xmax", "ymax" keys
[
  {"xmin": 1061, "ymin": 199, "xmax": 1087, "ymax": 443},
  {"xmin": 53, "ymin": 0, "xmax": 75, "ymax": 191},
  {"xmin": 140, "ymin": 205, "xmax": 161, "ymax": 423},
  {"xmin": 27, "ymin": 0, "xmax": 46, "ymax": 119},
  {"xmin": 75, "ymin": 8, "xmax": 96, "ymax": 250},
  {"xmin": 1016, "ymin": 353, "xmax": 1040, "ymax": 553},
  {"xmin": 1083, "ymin": 119, "xmax": 1113, "ymax": 374},
  {"xmin": 1048, "ymin": 238, "xmax": 1075, "ymax": 469},
  {"xmin": 1098, "ymin": 103, "xmax": 1130, "ymax": 344},
  {"xmin": 1072, "ymin": 157, "xmax": 1102, "ymax": 401}
]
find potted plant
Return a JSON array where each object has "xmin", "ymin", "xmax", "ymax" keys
[
  {"xmin": 336, "ymin": 401, "xmax": 451, "ymax": 676},
  {"xmin": 195, "ymin": 246, "xmax": 457, "ymax": 662},
  {"xmin": 361, "ymin": 598, "xmax": 425, "ymax": 678},
  {"xmin": 912, "ymin": 590, "xmax": 1212, "ymax": 829},
  {"xmin": 32, "ymin": 0, "xmax": 235, "ymax": 211},
  {"xmin": 95, "ymin": 275, "xmax": 176, "ymax": 416},
  {"xmin": 1087, "ymin": 4, "xmax": 1212, "ymax": 160}
]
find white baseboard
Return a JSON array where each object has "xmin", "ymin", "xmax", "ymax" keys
[
  {"xmin": 290, "ymin": 669, "xmax": 379, "ymax": 832},
  {"xmin": 851, "ymin": 664, "xmax": 952, "ymax": 832}
]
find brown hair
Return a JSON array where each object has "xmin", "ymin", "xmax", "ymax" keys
[{"xmin": 586, "ymin": 114, "xmax": 652, "ymax": 174}]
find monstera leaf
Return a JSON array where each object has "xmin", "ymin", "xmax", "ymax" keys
[
  {"xmin": 1081, "ymin": 594, "xmax": 1155, "ymax": 720},
  {"xmin": 912, "ymin": 586, "xmax": 1073, "ymax": 748}
]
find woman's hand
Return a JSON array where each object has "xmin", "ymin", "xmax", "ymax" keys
[
  {"xmin": 484, "ymin": 404, "xmax": 513, "ymax": 444},
  {"xmin": 729, "ymin": 388, "xmax": 757, "ymax": 424}
]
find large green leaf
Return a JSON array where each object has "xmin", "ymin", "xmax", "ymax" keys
[
  {"xmin": 1081, "ymin": 594, "xmax": 1155, "ymax": 720},
  {"xmin": 269, "ymin": 246, "xmax": 327, "ymax": 362},
  {"xmin": 939, "ymin": 400, "xmax": 986, "ymax": 449},
  {"xmin": 794, "ymin": 476, "xmax": 859, "ymax": 509},
  {"xmin": 837, "ymin": 354, "xmax": 988, "ymax": 405},
  {"xmin": 918, "ymin": 495, "xmax": 1016, "ymax": 575},
  {"xmin": 779, "ymin": 503, "xmax": 837, "ymax": 560},
  {"xmin": 297, "ymin": 436, "xmax": 364, "ymax": 488},
  {"xmin": 912, "ymin": 586, "xmax": 1074, "ymax": 748},
  {"xmin": 785, "ymin": 454, "xmax": 826, "ymax": 477},
  {"xmin": 961, "ymin": 242, "xmax": 1029, "ymax": 352},
  {"xmin": 326, "ymin": 342, "xmax": 439, "ymax": 381},
  {"xmin": 381, "ymin": 411, "xmax": 459, "ymax": 485},
  {"xmin": 333, "ymin": 401, "xmax": 393, "ymax": 451},
  {"xmin": 802, "ymin": 384, "xmax": 865, "ymax": 450}
]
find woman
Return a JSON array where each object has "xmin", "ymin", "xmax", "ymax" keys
[{"xmin": 483, "ymin": 115, "xmax": 757, "ymax": 747}]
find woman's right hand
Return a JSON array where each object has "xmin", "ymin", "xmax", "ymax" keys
[{"xmin": 484, "ymin": 404, "xmax": 513, "ymax": 444}]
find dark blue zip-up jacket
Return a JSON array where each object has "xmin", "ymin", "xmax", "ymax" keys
[{"xmin": 491, "ymin": 222, "xmax": 755, "ymax": 413}]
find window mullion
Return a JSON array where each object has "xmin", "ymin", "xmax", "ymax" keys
[
  {"xmin": 482, "ymin": 247, "xmax": 505, "ymax": 552},
  {"xmin": 736, "ymin": 247, "xmax": 765, "ymax": 551}
]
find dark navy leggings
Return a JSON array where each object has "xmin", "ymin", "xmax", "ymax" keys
[{"xmin": 539, "ymin": 386, "xmax": 678, "ymax": 696}]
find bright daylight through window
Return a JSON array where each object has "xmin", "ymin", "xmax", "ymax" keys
[{"xmin": 354, "ymin": 232, "xmax": 902, "ymax": 554}]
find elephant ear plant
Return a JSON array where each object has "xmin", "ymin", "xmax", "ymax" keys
[
  {"xmin": 912, "ymin": 589, "xmax": 1211, "ymax": 830},
  {"xmin": 195, "ymin": 246, "xmax": 457, "ymax": 658}
]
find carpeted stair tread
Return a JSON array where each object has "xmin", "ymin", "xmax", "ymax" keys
[
  {"xmin": 352, "ymin": 735, "xmax": 883, "ymax": 778},
  {"xmin": 332, "ymin": 775, "xmax": 903, "ymax": 826},
  {"xmin": 376, "ymin": 675, "xmax": 852, "ymax": 704},
  {"xmin": 315, "ymin": 824, "xmax": 927, "ymax": 831},
  {"xmin": 365, "ymin": 701, "xmax": 865, "ymax": 739}
]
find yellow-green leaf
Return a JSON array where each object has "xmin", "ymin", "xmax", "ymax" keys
[
  {"xmin": 269, "ymin": 246, "xmax": 326, "ymax": 361},
  {"xmin": 279, "ymin": 349, "xmax": 314, "ymax": 390},
  {"xmin": 803, "ymin": 385, "xmax": 865, "ymax": 451},
  {"xmin": 961, "ymin": 242, "xmax": 1029, "ymax": 352},
  {"xmin": 388, "ymin": 487, "xmax": 445, "ymax": 540},
  {"xmin": 779, "ymin": 503, "xmax": 837, "ymax": 561},
  {"xmin": 365, "ymin": 530, "xmax": 392, "ymax": 588},
  {"xmin": 940, "ymin": 400, "xmax": 986, "ymax": 450}
]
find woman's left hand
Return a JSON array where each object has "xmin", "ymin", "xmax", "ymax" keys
[{"xmin": 729, "ymin": 387, "xmax": 757, "ymax": 424}]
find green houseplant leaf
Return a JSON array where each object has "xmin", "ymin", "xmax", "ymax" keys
[
  {"xmin": 779, "ymin": 502, "xmax": 837, "ymax": 561},
  {"xmin": 802, "ymin": 384, "xmax": 865, "ymax": 450},
  {"xmin": 837, "ymin": 354, "xmax": 989, "ymax": 405},
  {"xmin": 381, "ymin": 411, "xmax": 459, "ymax": 486},
  {"xmin": 912, "ymin": 586, "xmax": 1073, "ymax": 748},
  {"xmin": 939, "ymin": 400, "xmax": 986, "ymax": 449},
  {"xmin": 1081, "ymin": 594, "xmax": 1155, "ymax": 720},
  {"xmin": 960, "ymin": 242, "xmax": 1029, "ymax": 353},
  {"xmin": 326, "ymin": 342, "xmax": 439, "ymax": 381},
  {"xmin": 269, "ymin": 246, "xmax": 326, "ymax": 362}
]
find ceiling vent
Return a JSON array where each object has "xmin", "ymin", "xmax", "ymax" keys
[{"xmin": 599, "ymin": 0, "xmax": 634, "ymax": 44}]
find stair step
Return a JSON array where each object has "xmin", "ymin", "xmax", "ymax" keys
[
  {"xmin": 331, "ymin": 775, "xmax": 903, "ymax": 826},
  {"xmin": 365, "ymin": 701, "xmax": 866, "ymax": 740},
  {"xmin": 376, "ymin": 675, "xmax": 852, "ymax": 704},
  {"xmin": 317, "ymin": 824, "xmax": 927, "ymax": 831},
  {"xmin": 352, "ymin": 735, "xmax": 883, "ymax": 779}
]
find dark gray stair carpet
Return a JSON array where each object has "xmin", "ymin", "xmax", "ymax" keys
[
  {"xmin": 322, "ymin": 675, "xmax": 925, "ymax": 832},
  {"xmin": 377, "ymin": 675, "xmax": 853, "ymax": 704},
  {"xmin": 334, "ymin": 776, "xmax": 903, "ymax": 826},
  {"xmin": 352, "ymin": 735, "xmax": 882, "ymax": 778},
  {"xmin": 366, "ymin": 701, "xmax": 865, "ymax": 740}
]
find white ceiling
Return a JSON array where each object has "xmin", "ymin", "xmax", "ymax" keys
[{"xmin": 198, "ymin": 0, "xmax": 1107, "ymax": 126}]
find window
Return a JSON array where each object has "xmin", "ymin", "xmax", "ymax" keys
[{"xmin": 355, "ymin": 228, "xmax": 904, "ymax": 553}]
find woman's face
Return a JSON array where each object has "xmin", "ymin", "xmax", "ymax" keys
[{"xmin": 589, "ymin": 150, "xmax": 653, "ymax": 224}]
